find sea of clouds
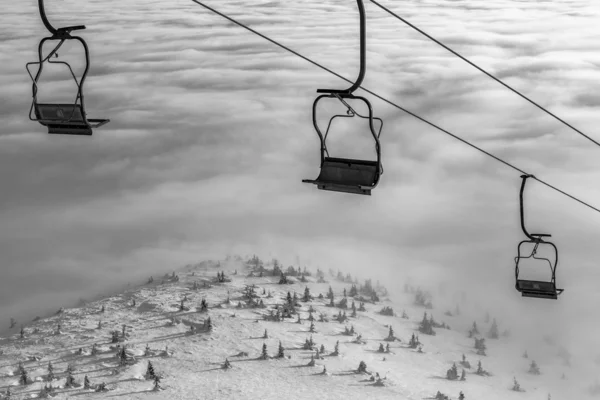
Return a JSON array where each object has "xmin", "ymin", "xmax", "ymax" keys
[{"xmin": 0, "ymin": 0, "xmax": 599, "ymax": 384}]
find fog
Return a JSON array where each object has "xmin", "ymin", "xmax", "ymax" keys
[{"xmin": 1, "ymin": 0, "xmax": 599, "ymax": 390}]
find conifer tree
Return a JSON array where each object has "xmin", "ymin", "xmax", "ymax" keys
[
  {"xmin": 91, "ymin": 343, "xmax": 98, "ymax": 356},
  {"xmin": 20, "ymin": 365, "xmax": 28, "ymax": 386},
  {"xmin": 386, "ymin": 343, "xmax": 390, "ymax": 353},
  {"xmin": 327, "ymin": 286, "xmax": 334, "ymax": 299},
  {"xmin": 333, "ymin": 340, "xmax": 340, "ymax": 356},
  {"xmin": 20, "ymin": 326, "xmax": 25, "ymax": 339},
  {"xmin": 357, "ymin": 361, "xmax": 367, "ymax": 374},
  {"xmin": 65, "ymin": 367, "xmax": 76, "ymax": 388},
  {"xmin": 277, "ymin": 341, "xmax": 285, "ymax": 358},
  {"xmin": 260, "ymin": 342, "xmax": 268, "ymax": 360},
  {"xmin": 263, "ymin": 329, "xmax": 268, "ymax": 339},
  {"xmin": 97, "ymin": 320, "xmax": 102, "ymax": 329},
  {"xmin": 111, "ymin": 330, "xmax": 119, "ymax": 343},
  {"xmin": 46, "ymin": 361, "xmax": 54, "ymax": 382},
  {"xmin": 307, "ymin": 355, "xmax": 315, "ymax": 366},
  {"xmin": 9, "ymin": 318, "xmax": 16, "ymax": 329},
  {"xmin": 205, "ymin": 317, "xmax": 213, "ymax": 331},
  {"xmin": 145, "ymin": 361, "xmax": 156, "ymax": 380},
  {"xmin": 223, "ymin": 358, "xmax": 232, "ymax": 369},
  {"xmin": 152, "ymin": 375, "xmax": 162, "ymax": 391},
  {"xmin": 460, "ymin": 368, "xmax": 466, "ymax": 381},
  {"xmin": 101, "ymin": 305, "xmax": 105, "ymax": 313},
  {"xmin": 84, "ymin": 375, "xmax": 91, "ymax": 390},
  {"xmin": 303, "ymin": 286, "xmax": 310, "ymax": 302}
]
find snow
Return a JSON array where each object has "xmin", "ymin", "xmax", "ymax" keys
[{"xmin": 0, "ymin": 258, "xmax": 587, "ymax": 399}]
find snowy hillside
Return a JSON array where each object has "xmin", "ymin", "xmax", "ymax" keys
[{"xmin": 0, "ymin": 256, "xmax": 589, "ymax": 399}]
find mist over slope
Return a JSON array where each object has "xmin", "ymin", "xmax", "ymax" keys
[{"xmin": 0, "ymin": 256, "xmax": 592, "ymax": 399}]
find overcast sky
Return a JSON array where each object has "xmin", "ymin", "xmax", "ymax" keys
[{"xmin": 1, "ymin": 0, "xmax": 599, "ymax": 384}]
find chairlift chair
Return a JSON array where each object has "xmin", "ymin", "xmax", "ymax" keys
[
  {"xmin": 26, "ymin": 0, "xmax": 109, "ymax": 135},
  {"xmin": 302, "ymin": 0, "xmax": 383, "ymax": 196},
  {"xmin": 514, "ymin": 174, "xmax": 564, "ymax": 300}
]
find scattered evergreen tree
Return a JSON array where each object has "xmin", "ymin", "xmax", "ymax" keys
[
  {"xmin": 332, "ymin": 340, "xmax": 340, "ymax": 356},
  {"xmin": 148, "ymin": 276, "xmax": 154, "ymax": 284},
  {"xmin": 303, "ymin": 286, "xmax": 311, "ymax": 302},
  {"xmin": 446, "ymin": 363, "xmax": 459, "ymax": 380},
  {"xmin": 65, "ymin": 366, "xmax": 76, "ymax": 388},
  {"xmin": 46, "ymin": 361, "xmax": 54, "ymax": 382},
  {"xmin": 84, "ymin": 375, "xmax": 91, "ymax": 390},
  {"xmin": 460, "ymin": 368, "xmax": 466, "ymax": 381},
  {"xmin": 460, "ymin": 354, "xmax": 471, "ymax": 369},
  {"xmin": 474, "ymin": 338, "xmax": 487, "ymax": 356},
  {"xmin": 320, "ymin": 344, "xmax": 325, "ymax": 354},
  {"xmin": 512, "ymin": 377, "xmax": 523, "ymax": 392},
  {"xmin": 358, "ymin": 302, "xmax": 366, "ymax": 312},
  {"xmin": 309, "ymin": 321, "xmax": 316, "ymax": 333},
  {"xmin": 386, "ymin": 343, "xmax": 390, "ymax": 353},
  {"xmin": 145, "ymin": 361, "xmax": 156, "ymax": 380},
  {"xmin": 9, "ymin": 318, "xmax": 17, "ymax": 329},
  {"xmin": 122, "ymin": 324, "xmax": 127, "ymax": 338},
  {"xmin": 95, "ymin": 382, "xmax": 108, "ymax": 392},
  {"xmin": 260, "ymin": 342, "xmax": 269, "ymax": 360},
  {"xmin": 101, "ymin": 305, "xmax": 105, "ymax": 313},
  {"xmin": 385, "ymin": 326, "xmax": 396, "ymax": 341},
  {"xmin": 20, "ymin": 365, "xmax": 28, "ymax": 386},
  {"xmin": 357, "ymin": 361, "xmax": 367, "ymax": 374},
  {"xmin": 488, "ymin": 318, "xmax": 499, "ymax": 339},
  {"xmin": 205, "ymin": 317, "xmax": 213, "ymax": 331},
  {"xmin": 91, "ymin": 343, "xmax": 98, "ymax": 356},
  {"xmin": 223, "ymin": 358, "xmax": 232, "ymax": 369},
  {"xmin": 277, "ymin": 341, "xmax": 285, "ymax": 358},
  {"xmin": 327, "ymin": 286, "xmax": 334, "ymax": 299},
  {"xmin": 458, "ymin": 391, "xmax": 465, "ymax": 400},
  {"xmin": 307, "ymin": 355, "xmax": 315, "ymax": 367},
  {"xmin": 152, "ymin": 375, "xmax": 162, "ymax": 391},
  {"xmin": 263, "ymin": 329, "xmax": 268, "ymax": 339},
  {"xmin": 111, "ymin": 330, "xmax": 119, "ymax": 343},
  {"xmin": 401, "ymin": 310, "xmax": 409, "ymax": 319},
  {"xmin": 529, "ymin": 360, "xmax": 540, "ymax": 375},
  {"xmin": 97, "ymin": 320, "xmax": 102, "ymax": 329},
  {"xmin": 419, "ymin": 312, "xmax": 436, "ymax": 335},
  {"xmin": 378, "ymin": 343, "xmax": 385, "ymax": 353}
]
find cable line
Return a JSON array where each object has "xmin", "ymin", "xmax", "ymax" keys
[
  {"xmin": 368, "ymin": 0, "xmax": 600, "ymax": 148},
  {"xmin": 190, "ymin": 0, "xmax": 600, "ymax": 215}
]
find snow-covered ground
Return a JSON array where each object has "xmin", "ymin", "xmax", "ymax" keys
[{"xmin": 0, "ymin": 257, "xmax": 589, "ymax": 399}]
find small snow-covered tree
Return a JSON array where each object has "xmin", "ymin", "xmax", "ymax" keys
[
  {"xmin": 488, "ymin": 318, "xmax": 499, "ymax": 339},
  {"xmin": 260, "ymin": 342, "xmax": 268, "ymax": 360},
  {"xmin": 46, "ymin": 361, "xmax": 54, "ymax": 382},
  {"xmin": 529, "ymin": 360, "xmax": 540, "ymax": 375},
  {"xmin": 357, "ymin": 361, "xmax": 367, "ymax": 374},
  {"xmin": 277, "ymin": 341, "xmax": 285, "ymax": 358},
  {"xmin": 145, "ymin": 361, "xmax": 156, "ymax": 380},
  {"xmin": 84, "ymin": 375, "xmax": 91, "ymax": 390}
]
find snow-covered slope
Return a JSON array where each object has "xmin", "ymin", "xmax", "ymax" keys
[{"xmin": 0, "ymin": 257, "xmax": 587, "ymax": 399}]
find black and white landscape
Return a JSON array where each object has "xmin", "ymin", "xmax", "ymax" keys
[{"xmin": 1, "ymin": 0, "xmax": 599, "ymax": 398}]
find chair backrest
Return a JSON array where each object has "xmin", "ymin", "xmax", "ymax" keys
[
  {"xmin": 35, "ymin": 104, "xmax": 85, "ymax": 123},
  {"xmin": 319, "ymin": 157, "xmax": 378, "ymax": 187}
]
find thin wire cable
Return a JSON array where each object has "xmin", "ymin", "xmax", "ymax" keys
[
  {"xmin": 190, "ymin": 0, "xmax": 600, "ymax": 215},
  {"xmin": 369, "ymin": 0, "xmax": 600, "ymax": 148}
]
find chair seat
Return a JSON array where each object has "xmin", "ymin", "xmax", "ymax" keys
[
  {"xmin": 47, "ymin": 124, "xmax": 92, "ymax": 135},
  {"xmin": 303, "ymin": 157, "xmax": 379, "ymax": 195},
  {"xmin": 516, "ymin": 280, "xmax": 558, "ymax": 300}
]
